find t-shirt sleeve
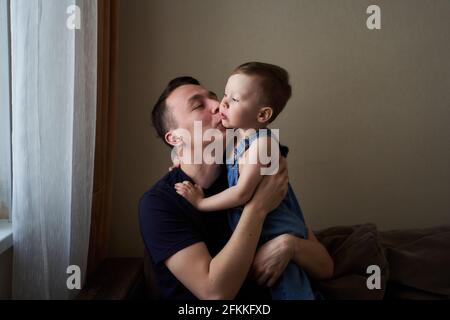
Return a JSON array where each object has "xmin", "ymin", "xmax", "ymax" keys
[{"xmin": 139, "ymin": 191, "xmax": 202, "ymax": 265}]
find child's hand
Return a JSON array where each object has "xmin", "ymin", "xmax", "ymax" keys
[{"xmin": 174, "ymin": 181, "xmax": 204, "ymax": 209}]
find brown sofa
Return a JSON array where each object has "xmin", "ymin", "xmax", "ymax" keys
[
  {"xmin": 143, "ymin": 223, "xmax": 450, "ymax": 300},
  {"xmin": 313, "ymin": 223, "xmax": 450, "ymax": 299}
]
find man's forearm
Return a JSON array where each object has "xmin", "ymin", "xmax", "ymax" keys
[
  {"xmin": 289, "ymin": 235, "xmax": 334, "ymax": 280},
  {"xmin": 207, "ymin": 203, "xmax": 266, "ymax": 299}
]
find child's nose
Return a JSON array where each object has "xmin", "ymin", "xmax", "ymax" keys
[{"xmin": 220, "ymin": 98, "xmax": 229, "ymax": 109}]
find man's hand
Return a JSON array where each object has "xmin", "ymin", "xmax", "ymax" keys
[
  {"xmin": 175, "ymin": 181, "xmax": 205, "ymax": 209},
  {"xmin": 250, "ymin": 228, "xmax": 334, "ymax": 286},
  {"xmin": 249, "ymin": 234, "xmax": 293, "ymax": 287},
  {"xmin": 246, "ymin": 156, "xmax": 289, "ymax": 218}
]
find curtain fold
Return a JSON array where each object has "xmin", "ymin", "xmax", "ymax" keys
[
  {"xmin": 86, "ymin": 0, "xmax": 119, "ymax": 279},
  {"xmin": 11, "ymin": 0, "xmax": 97, "ymax": 299}
]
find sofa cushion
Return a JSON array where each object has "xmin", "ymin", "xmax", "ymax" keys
[
  {"xmin": 380, "ymin": 225, "xmax": 450, "ymax": 299},
  {"xmin": 313, "ymin": 223, "xmax": 389, "ymax": 299}
]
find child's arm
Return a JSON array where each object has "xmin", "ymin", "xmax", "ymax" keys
[{"xmin": 175, "ymin": 136, "xmax": 272, "ymax": 211}]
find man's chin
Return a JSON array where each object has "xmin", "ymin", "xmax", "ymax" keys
[{"xmin": 216, "ymin": 122, "xmax": 227, "ymax": 132}]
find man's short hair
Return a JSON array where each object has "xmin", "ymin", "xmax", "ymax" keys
[
  {"xmin": 232, "ymin": 62, "xmax": 292, "ymax": 123},
  {"xmin": 151, "ymin": 76, "xmax": 200, "ymax": 147}
]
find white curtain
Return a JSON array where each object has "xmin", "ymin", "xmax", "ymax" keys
[{"xmin": 10, "ymin": 0, "xmax": 97, "ymax": 299}]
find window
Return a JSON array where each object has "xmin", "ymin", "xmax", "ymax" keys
[{"xmin": 0, "ymin": 0, "xmax": 12, "ymax": 221}]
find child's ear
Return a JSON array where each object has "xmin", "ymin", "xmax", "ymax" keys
[{"xmin": 257, "ymin": 107, "xmax": 273, "ymax": 124}]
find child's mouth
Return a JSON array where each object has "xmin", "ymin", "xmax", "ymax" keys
[{"xmin": 219, "ymin": 112, "xmax": 227, "ymax": 120}]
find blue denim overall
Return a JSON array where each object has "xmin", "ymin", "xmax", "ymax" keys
[{"xmin": 227, "ymin": 129, "xmax": 315, "ymax": 300}]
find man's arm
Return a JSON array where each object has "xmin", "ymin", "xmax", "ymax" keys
[
  {"xmin": 290, "ymin": 229, "xmax": 334, "ymax": 280},
  {"xmin": 165, "ymin": 202, "xmax": 265, "ymax": 300},
  {"xmin": 165, "ymin": 159, "xmax": 289, "ymax": 299},
  {"xmin": 250, "ymin": 227, "xmax": 334, "ymax": 287}
]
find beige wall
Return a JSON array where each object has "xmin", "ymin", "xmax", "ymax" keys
[{"xmin": 110, "ymin": 0, "xmax": 450, "ymax": 257}]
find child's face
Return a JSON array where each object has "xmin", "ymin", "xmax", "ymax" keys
[{"xmin": 219, "ymin": 73, "xmax": 266, "ymax": 129}]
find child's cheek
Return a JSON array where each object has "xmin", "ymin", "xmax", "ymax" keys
[{"xmin": 231, "ymin": 109, "xmax": 239, "ymax": 122}]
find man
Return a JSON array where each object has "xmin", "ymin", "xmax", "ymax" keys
[{"xmin": 139, "ymin": 77, "xmax": 333, "ymax": 300}]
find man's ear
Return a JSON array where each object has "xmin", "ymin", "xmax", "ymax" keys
[
  {"xmin": 165, "ymin": 130, "xmax": 181, "ymax": 147},
  {"xmin": 257, "ymin": 107, "xmax": 273, "ymax": 124}
]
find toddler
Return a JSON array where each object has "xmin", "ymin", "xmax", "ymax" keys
[{"xmin": 176, "ymin": 62, "xmax": 314, "ymax": 300}]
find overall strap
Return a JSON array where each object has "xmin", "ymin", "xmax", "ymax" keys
[{"xmin": 233, "ymin": 128, "xmax": 278, "ymax": 162}]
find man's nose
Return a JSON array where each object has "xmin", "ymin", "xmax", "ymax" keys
[{"xmin": 209, "ymin": 100, "xmax": 220, "ymax": 114}]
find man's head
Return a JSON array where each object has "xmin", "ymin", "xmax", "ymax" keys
[
  {"xmin": 219, "ymin": 62, "xmax": 292, "ymax": 129},
  {"xmin": 151, "ymin": 76, "xmax": 224, "ymax": 150}
]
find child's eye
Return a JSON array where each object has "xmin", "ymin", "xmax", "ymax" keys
[
  {"xmin": 193, "ymin": 104, "xmax": 203, "ymax": 110},
  {"xmin": 232, "ymin": 98, "xmax": 239, "ymax": 103}
]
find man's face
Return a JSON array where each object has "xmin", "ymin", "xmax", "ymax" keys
[{"xmin": 165, "ymin": 84, "xmax": 225, "ymax": 150}]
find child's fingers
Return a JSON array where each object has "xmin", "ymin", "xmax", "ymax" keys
[
  {"xmin": 174, "ymin": 184, "xmax": 184, "ymax": 191},
  {"xmin": 175, "ymin": 181, "xmax": 193, "ymax": 188},
  {"xmin": 175, "ymin": 183, "xmax": 195, "ymax": 197},
  {"xmin": 182, "ymin": 181, "xmax": 193, "ymax": 187},
  {"xmin": 175, "ymin": 184, "xmax": 189, "ymax": 193},
  {"xmin": 175, "ymin": 186, "xmax": 189, "ymax": 195},
  {"xmin": 175, "ymin": 182, "xmax": 192, "ymax": 189}
]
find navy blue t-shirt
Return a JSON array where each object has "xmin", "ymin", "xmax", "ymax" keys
[{"xmin": 139, "ymin": 166, "xmax": 271, "ymax": 300}]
